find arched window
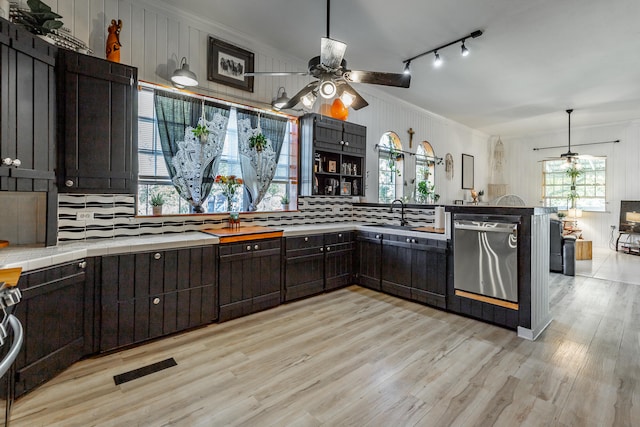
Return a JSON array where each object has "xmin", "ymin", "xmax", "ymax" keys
[
  {"xmin": 415, "ymin": 141, "xmax": 438, "ymax": 203},
  {"xmin": 378, "ymin": 132, "xmax": 403, "ymax": 203}
]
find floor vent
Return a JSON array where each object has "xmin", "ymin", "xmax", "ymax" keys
[{"xmin": 113, "ymin": 357, "xmax": 177, "ymax": 385}]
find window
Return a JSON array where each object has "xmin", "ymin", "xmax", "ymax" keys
[
  {"xmin": 415, "ymin": 141, "xmax": 437, "ymax": 203},
  {"xmin": 378, "ymin": 132, "xmax": 404, "ymax": 203},
  {"xmin": 542, "ymin": 157, "xmax": 606, "ymax": 211},
  {"xmin": 137, "ymin": 85, "xmax": 296, "ymax": 215}
]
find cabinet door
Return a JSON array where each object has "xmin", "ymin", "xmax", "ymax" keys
[
  {"xmin": 14, "ymin": 259, "xmax": 90, "ymax": 397},
  {"xmin": 325, "ymin": 232, "xmax": 354, "ymax": 291},
  {"xmin": 411, "ymin": 239, "xmax": 447, "ymax": 308},
  {"xmin": 313, "ymin": 114, "xmax": 344, "ymax": 152},
  {"xmin": 219, "ymin": 238, "xmax": 281, "ymax": 322},
  {"xmin": 284, "ymin": 235, "xmax": 324, "ymax": 301},
  {"xmin": 381, "ymin": 236, "xmax": 412, "ymax": 299},
  {"xmin": 342, "ymin": 121, "xmax": 366, "ymax": 156},
  {"xmin": 57, "ymin": 49, "xmax": 137, "ymax": 193},
  {"xmin": 0, "ymin": 20, "xmax": 56, "ymax": 192},
  {"xmin": 355, "ymin": 232, "xmax": 382, "ymax": 290},
  {"xmin": 100, "ymin": 246, "xmax": 216, "ymax": 352}
]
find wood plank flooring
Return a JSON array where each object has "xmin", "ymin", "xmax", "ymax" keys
[{"xmin": 10, "ymin": 274, "xmax": 640, "ymax": 426}]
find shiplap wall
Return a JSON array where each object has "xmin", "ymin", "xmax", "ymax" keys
[
  {"xmin": 501, "ymin": 120, "xmax": 640, "ymax": 248},
  {"xmin": 36, "ymin": 0, "xmax": 492, "ymax": 205}
]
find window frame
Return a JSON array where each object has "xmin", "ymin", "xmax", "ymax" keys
[
  {"xmin": 542, "ymin": 157, "xmax": 607, "ymax": 212},
  {"xmin": 378, "ymin": 131, "xmax": 404, "ymax": 203}
]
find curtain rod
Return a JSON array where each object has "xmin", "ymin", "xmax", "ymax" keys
[
  {"xmin": 374, "ymin": 143, "xmax": 443, "ymax": 163},
  {"xmin": 139, "ymin": 80, "xmax": 297, "ymax": 120},
  {"xmin": 532, "ymin": 139, "xmax": 620, "ymax": 151}
]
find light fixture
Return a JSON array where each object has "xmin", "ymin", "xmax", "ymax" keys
[
  {"xmin": 403, "ymin": 61, "xmax": 411, "ymax": 75},
  {"xmin": 339, "ymin": 90, "xmax": 355, "ymax": 108},
  {"xmin": 402, "ymin": 29, "xmax": 483, "ymax": 70},
  {"xmin": 301, "ymin": 91, "xmax": 317, "ymax": 109},
  {"xmin": 171, "ymin": 57, "xmax": 198, "ymax": 87},
  {"xmin": 318, "ymin": 78, "xmax": 337, "ymax": 99},
  {"xmin": 461, "ymin": 41, "xmax": 469, "ymax": 57},
  {"xmin": 433, "ymin": 51, "xmax": 442, "ymax": 67},
  {"xmin": 272, "ymin": 87, "xmax": 290, "ymax": 110}
]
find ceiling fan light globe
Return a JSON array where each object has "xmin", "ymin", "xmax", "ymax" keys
[
  {"xmin": 340, "ymin": 91, "xmax": 355, "ymax": 108},
  {"xmin": 319, "ymin": 80, "xmax": 337, "ymax": 99},
  {"xmin": 301, "ymin": 92, "xmax": 317, "ymax": 109}
]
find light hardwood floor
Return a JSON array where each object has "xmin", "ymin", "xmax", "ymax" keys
[{"xmin": 10, "ymin": 272, "xmax": 640, "ymax": 426}]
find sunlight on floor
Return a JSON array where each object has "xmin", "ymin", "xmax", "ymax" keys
[{"xmin": 576, "ymin": 246, "xmax": 640, "ymax": 285}]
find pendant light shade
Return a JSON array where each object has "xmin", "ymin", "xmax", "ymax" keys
[
  {"xmin": 272, "ymin": 87, "xmax": 290, "ymax": 110},
  {"xmin": 171, "ymin": 57, "xmax": 198, "ymax": 87}
]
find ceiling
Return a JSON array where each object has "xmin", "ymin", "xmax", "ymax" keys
[{"xmin": 166, "ymin": 0, "xmax": 640, "ymax": 136}]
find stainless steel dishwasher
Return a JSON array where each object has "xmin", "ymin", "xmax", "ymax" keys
[{"xmin": 453, "ymin": 214, "xmax": 519, "ymax": 303}]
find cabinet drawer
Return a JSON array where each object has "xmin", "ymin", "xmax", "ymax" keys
[
  {"xmin": 219, "ymin": 238, "xmax": 281, "ymax": 257},
  {"xmin": 324, "ymin": 231, "xmax": 353, "ymax": 245},
  {"xmin": 285, "ymin": 234, "xmax": 324, "ymax": 252}
]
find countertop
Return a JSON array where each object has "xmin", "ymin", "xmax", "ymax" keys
[{"xmin": 0, "ymin": 222, "xmax": 447, "ymax": 273}]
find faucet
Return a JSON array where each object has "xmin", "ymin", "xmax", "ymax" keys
[{"xmin": 389, "ymin": 199, "xmax": 408, "ymax": 226}]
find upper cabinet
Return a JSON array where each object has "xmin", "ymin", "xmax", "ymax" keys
[
  {"xmin": 299, "ymin": 113, "xmax": 366, "ymax": 197},
  {"xmin": 0, "ymin": 18, "xmax": 56, "ymax": 192},
  {"xmin": 57, "ymin": 48, "xmax": 138, "ymax": 194}
]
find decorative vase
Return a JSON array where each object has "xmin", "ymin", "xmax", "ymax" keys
[
  {"xmin": 281, "ymin": 204, "xmax": 289, "ymax": 211},
  {"xmin": 152, "ymin": 205, "xmax": 163, "ymax": 215}
]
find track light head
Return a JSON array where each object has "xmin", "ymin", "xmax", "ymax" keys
[
  {"xmin": 461, "ymin": 41, "xmax": 469, "ymax": 57},
  {"xmin": 403, "ymin": 61, "xmax": 411, "ymax": 75},
  {"xmin": 433, "ymin": 51, "xmax": 442, "ymax": 67}
]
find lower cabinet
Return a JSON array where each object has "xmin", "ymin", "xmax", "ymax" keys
[
  {"xmin": 218, "ymin": 238, "xmax": 281, "ymax": 322},
  {"xmin": 284, "ymin": 232, "xmax": 354, "ymax": 301},
  {"xmin": 14, "ymin": 259, "xmax": 92, "ymax": 397},
  {"xmin": 355, "ymin": 231, "xmax": 383, "ymax": 290},
  {"xmin": 357, "ymin": 231, "xmax": 448, "ymax": 309},
  {"xmin": 100, "ymin": 246, "xmax": 217, "ymax": 352}
]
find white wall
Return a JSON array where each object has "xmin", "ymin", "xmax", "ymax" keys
[
  {"xmin": 40, "ymin": 0, "xmax": 491, "ymax": 206},
  {"xmin": 502, "ymin": 120, "xmax": 640, "ymax": 248}
]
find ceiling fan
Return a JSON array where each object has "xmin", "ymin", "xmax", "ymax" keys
[
  {"xmin": 244, "ymin": 0, "xmax": 410, "ymax": 111},
  {"xmin": 560, "ymin": 109, "xmax": 579, "ymax": 160}
]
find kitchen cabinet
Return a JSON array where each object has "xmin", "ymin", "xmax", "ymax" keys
[
  {"xmin": 355, "ymin": 231, "xmax": 382, "ymax": 291},
  {"xmin": 381, "ymin": 235, "xmax": 413, "ymax": 299},
  {"xmin": 57, "ymin": 48, "xmax": 138, "ymax": 193},
  {"xmin": 218, "ymin": 238, "xmax": 281, "ymax": 322},
  {"xmin": 14, "ymin": 259, "xmax": 92, "ymax": 397},
  {"xmin": 299, "ymin": 113, "xmax": 366, "ymax": 197},
  {"xmin": 284, "ymin": 231, "xmax": 354, "ymax": 301},
  {"xmin": 100, "ymin": 246, "xmax": 217, "ymax": 352}
]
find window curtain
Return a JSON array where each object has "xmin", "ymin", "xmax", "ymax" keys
[
  {"xmin": 236, "ymin": 110, "xmax": 288, "ymax": 211},
  {"xmin": 154, "ymin": 91, "xmax": 230, "ymax": 212}
]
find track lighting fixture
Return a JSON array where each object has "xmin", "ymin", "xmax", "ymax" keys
[
  {"xmin": 271, "ymin": 87, "xmax": 290, "ymax": 110},
  {"xmin": 171, "ymin": 57, "xmax": 198, "ymax": 87},
  {"xmin": 433, "ymin": 51, "xmax": 442, "ymax": 67},
  {"xmin": 402, "ymin": 29, "xmax": 483, "ymax": 70},
  {"xmin": 403, "ymin": 61, "xmax": 411, "ymax": 75}
]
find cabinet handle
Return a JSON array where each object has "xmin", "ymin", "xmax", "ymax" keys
[
  {"xmin": 344, "ymin": 141, "xmax": 349, "ymax": 146},
  {"xmin": 320, "ymin": 247, "xmax": 323, "ymax": 252},
  {"xmin": 304, "ymin": 237, "xmax": 308, "ymax": 242},
  {"xmin": 412, "ymin": 239, "xmax": 417, "ymax": 243},
  {"xmin": 338, "ymin": 233, "xmax": 342, "ymax": 237},
  {"xmin": 246, "ymin": 245, "xmax": 251, "ymax": 251},
  {"xmin": 78, "ymin": 261, "xmax": 87, "ymax": 269},
  {"xmin": 340, "ymin": 140, "xmax": 344, "ymax": 145},
  {"xmin": 11, "ymin": 159, "xmax": 20, "ymax": 167},
  {"xmin": 154, "ymin": 252, "xmax": 161, "ymax": 260},
  {"xmin": 1, "ymin": 158, "xmax": 12, "ymax": 166},
  {"xmin": 254, "ymin": 244, "xmax": 259, "ymax": 250},
  {"xmin": 326, "ymin": 246, "xmax": 331, "ymax": 252},
  {"xmin": 406, "ymin": 238, "xmax": 411, "ymax": 243},
  {"xmin": 153, "ymin": 297, "xmax": 160, "ymax": 305},
  {"xmin": 65, "ymin": 179, "xmax": 74, "ymax": 187},
  {"xmin": 375, "ymin": 234, "xmax": 381, "ymax": 239}
]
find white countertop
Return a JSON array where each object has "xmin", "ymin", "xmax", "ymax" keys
[{"xmin": 0, "ymin": 222, "xmax": 447, "ymax": 272}]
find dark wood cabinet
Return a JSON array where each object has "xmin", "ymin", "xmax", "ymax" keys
[
  {"xmin": 284, "ymin": 232, "xmax": 354, "ymax": 301},
  {"xmin": 57, "ymin": 48, "xmax": 138, "ymax": 193},
  {"xmin": 218, "ymin": 238, "xmax": 281, "ymax": 322},
  {"xmin": 355, "ymin": 231, "xmax": 383, "ymax": 291},
  {"xmin": 14, "ymin": 259, "xmax": 92, "ymax": 397},
  {"xmin": 100, "ymin": 246, "xmax": 217, "ymax": 352},
  {"xmin": 381, "ymin": 235, "xmax": 413, "ymax": 299},
  {"xmin": 411, "ymin": 239, "xmax": 447, "ymax": 309},
  {"xmin": 299, "ymin": 113, "xmax": 366, "ymax": 197}
]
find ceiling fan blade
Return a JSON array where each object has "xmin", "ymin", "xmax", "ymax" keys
[
  {"xmin": 244, "ymin": 71, "xmax": 308, "ymax": 77},
  {"xmin": 344, "ymin": 70, "xmax": 411, "ymax": 88},
  {"xmin": 321, "ymin": 37, "xmax": 347, "ymax": 69},
  {"xmin": 336, "ymin": 81, "xmax": 368, "ymax": 110},
  {"xmin": 279, "ymin": 81, "xmax": 318, "ymax": 110}
]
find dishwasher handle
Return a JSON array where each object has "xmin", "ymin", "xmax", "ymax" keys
[
  {"xmin": 454, "ymin": 223, "xmax": 516, "ymax": 233},
  {"xmin": 0, "ymin": 315, "xmax": 23, "ymax": 378}
]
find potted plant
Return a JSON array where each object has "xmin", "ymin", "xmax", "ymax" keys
[
  {"xmin": 15, "ymin": 0, "xmax": 64, "ymax": 36},
  {"xmin": 280, "ymin": 194, "xmax": 290, "ymax": 210},
  {"xmin": 192, "ymin": 123, "xmax": 210, "ymax": 143},
  {"xmin": 150, "ymin": 193, "xmax": 165, "ymax": 215},
  {"xmin": 249, "ymin": 133, "xmax": 268, "ymax": 152},
  {"xmin": 478, "ymin": 190, "xmax": 485, "ymax": 202},
  {"xmin": 388, "ymin": 146, "xmax": 403, "ymax": 176}
]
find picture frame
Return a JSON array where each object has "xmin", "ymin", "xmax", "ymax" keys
[
  {"xmin": 328, "ymin": 160, "xmax": 337, "ymax": 173},
  {"xmin": 340, "ymin": 181, "xmax": 351, "ymax": 196},
  {"xmin": 207, "ymin": 36, "xmax": 254, "ymax": 92},
  {"xmin": 462, "ymin": 153, "xmax": 474, "ymax": 189}
]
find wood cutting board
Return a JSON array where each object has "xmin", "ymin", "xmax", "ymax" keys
[{"xmin": 202, "ymin": 225, "xmax": 283, "ymax": 243}]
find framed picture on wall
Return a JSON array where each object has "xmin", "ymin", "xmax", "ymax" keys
[
  {"xmin": 462, "ymin": 153, "xmax": 474, "ymax": 189},
  {"xmin": 207, "ymin": 37, "xmax": 254, "ymax": 92}
]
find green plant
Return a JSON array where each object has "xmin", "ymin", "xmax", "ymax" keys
[
  {"xmin": 416, "ymin": 180, "xmax": 439, "ymax": 204},
  {"xmin": 249, "ymin": 133, "xmax": 268, "ymax": 151},
  {"xmin": 566, "ymin": 165, "xmax": 582, "ymax": 180},
  {"xmin": 192, "ymin": 123, "xmax": 210, "ymax": 141},
  {"xmin": 280, "ymin": 194, "xmax": 290, "ymax": 204},
  {"xmin": 478, "ymin": 190, "xmax": 485, "ymax": 196},
  {"xmin": 16, "ymin": 0, "xmax": 64, "ymax": 35},
  {"xmin": 557, "ymin": 211, "xmax": 567, "ymax": 219},
  {"xmin": 388, "ymin": 146, "xmax": 403, "ymax": 176},
  {"xmin": 150, "ymin": 193, "xmax": 165, "ymax": 206}
]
